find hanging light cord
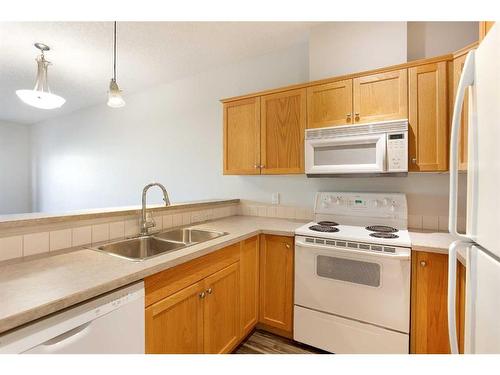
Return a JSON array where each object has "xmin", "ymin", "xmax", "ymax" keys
[{"xmin": 113, "ymin": 21, "xmax": 117, "ymax": 81}]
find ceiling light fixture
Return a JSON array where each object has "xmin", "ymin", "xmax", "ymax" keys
[
  {"xmin": 107, "ymin": 21, "xmax": 125, "ymax": 108},
  {"xmin": 16, "ymin": 43, "xmax": 66, "ymax": 110}
]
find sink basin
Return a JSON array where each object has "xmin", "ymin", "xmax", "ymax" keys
[
  {"xmin": 89, "ymin": 228, "xmax": 228, "ymax": 261},
  {"xmin": 93, "ymin": 236, "xmax": 186, "ymax": 261},
  {"xmin": 155, "ymin": 228, "xmax": 227, "ymax": 244}
]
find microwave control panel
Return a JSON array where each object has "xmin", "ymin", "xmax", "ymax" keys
[{"xmin": 386, "ymin": 131, "xmax": 408, "ymax": 172}]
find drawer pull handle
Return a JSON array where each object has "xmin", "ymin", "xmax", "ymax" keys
[
  {"xmin": 199, "ymin": 292, "xmax": 206, "ymax": 299},
  {"xmin": 206, "ymin": 288, "xmax": 213, "ymax": 295},
  {"xmin": 285, "ymin": 243, "xmax": 291, "ymax": 249},
  {"xmin": 420, "ymin": 261, "xmax": 427, "ymax": 267}
]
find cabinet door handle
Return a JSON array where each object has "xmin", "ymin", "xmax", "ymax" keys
[
  {"xmin": 354, "ymin": 112, "xmax": 360, "ymax": 121},
  {"xmin": 260, "ymin": 165, "xmax": 266, "ymax": 169},
  {"xmin": 206, "ymin": 288, "xmax": 213, "ymax": 295},
  {"xmin": 199, "ymin": 292, "xmax": 206, "ymax": 299},
  {"xmin": 420, "ymin": 261, "xmax": 427, "ymax": 267},
  {"xmin": 411, "ymin": 158, "xmax": 417, "ymax": 164},
  {"xmin": 254, "ymin": 164, "xmax": 259, "ymax": 169},
  {"xmin": 346, "ymin": 113, "xmax": 352, "ymax": 122},
  {"xmin": 285, "ymin": 243, "xmax": 291, "ymax": 249}
]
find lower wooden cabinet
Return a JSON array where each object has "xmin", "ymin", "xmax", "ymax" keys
[
  {"xmin": 239, "ymin": 236, "xmax": 260, "ymax": 336},
  {"xmin": 203, "ymin": 263, "xmax": 240, "ymax": 354},
  {"xmin": 259, "ymin": 234, "xmax": 294, "ymax": 335},
  {"xmin": 410, "ymin": 250, "xmax": 466, "ymax": 354}
]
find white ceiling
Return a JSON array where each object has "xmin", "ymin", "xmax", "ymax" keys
[{"xmin": 0, "ymin": 22, "xmax": 318, "ymax": 125}]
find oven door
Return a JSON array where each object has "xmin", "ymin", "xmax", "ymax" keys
[
  {"xmin": 305, "ymin": 133, "xmax": 387, "ymax": 175},
  {"xmin": 294, "ymin": 238, "xmax": 410, "ymax": 333}
]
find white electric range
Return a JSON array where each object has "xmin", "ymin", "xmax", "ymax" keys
[{"xmin": 293, "ymin": 192, "xmax": 411, "ymax": 354}]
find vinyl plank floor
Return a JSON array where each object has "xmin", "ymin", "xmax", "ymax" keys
[{"xmin": 234, "ymin": 329, "xmax": 328, "ymax": 354}]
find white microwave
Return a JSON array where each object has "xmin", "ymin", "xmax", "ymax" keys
[{"xmin": 305, "ymin": 119, "xmax": 408, "ymax": 177}]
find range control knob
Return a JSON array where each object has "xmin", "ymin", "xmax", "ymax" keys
[
  {"xmin": 390, "ymin": 201, "xmax": 397, "ymax": 212},
  {"xmin": 335, "ymin": 196, "xmax": 342, "ymax": 205},
  {"xmin": 383, "ymin": 198, "xmax": 390, "ymax": 206},
  {"xmin": 372, "ymin": 200, "xmax": 380, "ymax": 208}
]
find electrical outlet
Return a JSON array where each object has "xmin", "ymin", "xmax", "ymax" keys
[{"xmin": 272, "ymin": 192, "xmax": 280, "ymax": 205}]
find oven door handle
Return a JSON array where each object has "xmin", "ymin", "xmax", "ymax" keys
[{"xmin": 295, "ymin": 239, "xmax": 410, "ymax": 260}]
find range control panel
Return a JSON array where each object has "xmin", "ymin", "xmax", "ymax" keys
[
  {"xmin": 387, "ymin": 131, "xmax": 408, "ymax": 172},
  {"xmin": 314, "ymin": 192, "xmax": 408, "ymax": 220}
]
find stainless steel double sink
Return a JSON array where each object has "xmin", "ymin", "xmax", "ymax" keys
[{"xmin": 88, "ymin": 228, "xmax": 228, "ymax": 261}]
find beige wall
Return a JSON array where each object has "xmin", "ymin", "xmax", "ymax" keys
[
  {"xmin": 407, "ymin": 22, "xmax": 478, "ymax": 61},
  {"xmin": 309, "ymin": 22, "xmax": 408, "ymax": 80}
]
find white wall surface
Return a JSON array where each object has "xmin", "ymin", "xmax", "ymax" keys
[
  {"xmin": 30, "ymin": 40, "xmax": 465, "ymax": 220},
  {"xmin": 407, "ymin": 22, "xmax": 479, "ymax": 61},
  {"xmin": 0, "ymin": 121, "xmax": 32, "ymax": 214},
  {"xmin": 308, "ymin": 22, "xmax": 407, "ymax": 80}
]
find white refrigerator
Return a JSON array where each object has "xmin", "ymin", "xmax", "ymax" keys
[{"xmin": 447, "ymin": 23, "xmax": 500, "ymax": 354}]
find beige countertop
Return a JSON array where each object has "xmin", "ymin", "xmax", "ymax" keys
[
  {"xmin": 0, "ymin": 216, "xmax": 302, "ymax": 335},
  {"xmin": 0, "ymin": 216, "xmax": 460, "ymax": 335}
]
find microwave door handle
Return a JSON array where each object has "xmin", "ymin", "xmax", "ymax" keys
[{"xmin": 449, "ymin": 50, "xmax": 475, "ymax": 239}]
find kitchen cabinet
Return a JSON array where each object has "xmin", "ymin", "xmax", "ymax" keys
[
  {"xmin": 260, "ymin": 89, "xmax": 306, "ymax": 174},
  {"xmin": 307, "ymin": 79, "xmax": 353, "ymax": 128},
  {"xmin": 410, "ymin": 250, "xmax": 466, "ymax": 354},
  {"xmin": 145, "ymin": 281, "xmax": 205, "ymax": 354},
  {"xmin": 239, "ymin": 236, "xmax": 260, "ymax": 336},
  {"xmin": 203, "ymin": 263, "xmax": 240, "ymax": 354},
  {"xmin": 353, "ymin": 69, "xmax": 408, "ymax": 124},
  {"xmin": 223, "ymin": 97, "xmax": 260, "ymax": 175},
  {"xmin": 479, "ymin": 21, "xmax": 495, "ymax": 42},
  {"xmin": 223, "ymin": 89, "xmax": 306, "ymax": 175},
  {"xmin": 145, "ymin": 243, "xmax": 240, "ymax": 354},
  {"xmin": 259, "ymin": 234, "xmax": 294, "ymax": 335},
  {"xmin": 408, "ymin": 62, "xmax": 449, "ymax": 171}
]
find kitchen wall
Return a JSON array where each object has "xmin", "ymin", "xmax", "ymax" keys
[
  {"xmin": 407, "ymin": 22, "xmax": 478, "ymax": 61},
  {"xmin": 0, "ymin": 121, "xmax": 32, "ymax": 214},
  {"xmin": 29, "ymin": 22, "xmax": 473, "ymax": 227},
  {"xmin": 308, "ymin": 22, "xmax": 408, "ymax": 80}
]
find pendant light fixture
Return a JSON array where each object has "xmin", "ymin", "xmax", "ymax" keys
[
  {"xmin": 16, "ymin": 43, "xmax": 66, "ymax": 110},
  {"xmin": 107, "ymin": 21, "xmax": 125, "ymax": 108}
]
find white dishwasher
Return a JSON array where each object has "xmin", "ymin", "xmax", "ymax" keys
[{"xmin": 0, "ymin": 281, "xmax": 145, "ymax": 354}]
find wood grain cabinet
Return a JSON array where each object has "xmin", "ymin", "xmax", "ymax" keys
[
  {"xmin": 223, "ymin": 90, "xmax": 306, "ymax": 175},
  {"xmin": 410, "ymin": 251, "xmax": 466, "ymax": 354},
  {"xmin": 145, "ymin": 243, "xmax": 241, "ymax": 354},
  {"xmin": 259, "ymin": 234, "xmax": 294, "ymax": 335},
  {"xmin": 479, "ymin": 21, "xmax": 495, "ymax": 42},
  {"xmin": 223, "ymin": 97, "xmax": 261, "ymax": 175},
  {"xmin": 408, "ymin": 62, "xmax": 449, "ymax": 171},
  {"xmin": 307, "ymin": 80, "xmax": 353, "ymax": 128},
  {"xmin": 239, "ymin": 236, "xmax": 260, "ymax": 336},
  {"xmin": 353, "ymin": 69, "xmax": 408, "ymax": 124},
  {"xmin": 260, "ymin": 89, "xmax": 306, "ymax": 174}
]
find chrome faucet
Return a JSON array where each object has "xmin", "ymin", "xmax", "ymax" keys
[{"xmin": 140, "ymin": 182, "xmax": 170, "ymax": 236}]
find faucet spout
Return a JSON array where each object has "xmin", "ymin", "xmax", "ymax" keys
[{"xmin": 141, "ymin": 182, "xmax": 170, "ymax": 235}]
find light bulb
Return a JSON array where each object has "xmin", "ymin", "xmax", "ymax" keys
[{"xmin": 107, "ymin": 79, "xmax": 125, "ymax": 108}]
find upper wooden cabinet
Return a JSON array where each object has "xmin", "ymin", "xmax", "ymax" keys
[
  {"xmin": 479, "ymin": 21, "xmax": 495, "ymax": 42},
  {"xmin": 307, "ymin": 80, "xmax": 353, "ymax": 128},
  {"xmin": 408, "ymin": 62, "xmax": 448, "ymax": 171},
  {"xmin": 223, "ymin": 90, "xmax": 306, "ymax": 175},
  {"xmin": 353, "ymin": 69, "xmax": 408, "ymax": 124},
  {"xmin": 223, "ymin": 97, "xmax": 260, "ymax": 175},
  {"xmin": 260, "ymin": 89, "xmax": 306, "ymax": 174},
  {"xmin": 259, "ymin": 234, "xmax": 294, "ymax": 335}
]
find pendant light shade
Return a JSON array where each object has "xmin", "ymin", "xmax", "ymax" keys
[
  {"xmin": 107, "ymin": 22, "xmax": 125, "ymax": 108},
  {"xmin": 16, "ymin": 43, "xmax": 66, "ymax": 110}
]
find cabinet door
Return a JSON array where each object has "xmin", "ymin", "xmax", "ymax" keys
[
  {"xmin": 453, "ymin": 54, "xmax": 470, "ymax": 171},
  {"xmin": 260, "ymin": 89, "xmax": 306, "ymax": 174},
  {"xmin": 408, "ymin": 62, "xmax": 448, "ymax": 171},
  {"xmin": 307, "ymin": 80, "xmax": 353, "ymax": 128},
  {"xmin": 353, "ymin": 69, "xmax": 408, "ymax": 124},
  {"xmin": 223, "ymin": 98, "xmax": 261, "ymax": 175},
  {"xmin": 411, "ymin": 251, "xmax": 450, "ymax": 354},
  {"xmin": 240, "ymin": 236, "xmax": 259, "ymax": 337},
  {"xmin": 204, "ymin": 262, "xmax": 240, "ymax": 354},
  {"xmin": 145, "ymin": 281, "xmax": 205, "ymax": 354},
  {"xmin": 259, "ymin": 235, "xmax": 294, "ymax": 334},
  {"xmin": 479, "ymin": 21, "xmax": 495, "ymax": 41}
]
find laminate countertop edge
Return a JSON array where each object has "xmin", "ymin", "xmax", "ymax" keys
[{"xmin": 0, "ymin": 217, "xmax": 461, "ymax": 336}]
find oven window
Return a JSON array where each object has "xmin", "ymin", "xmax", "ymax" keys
[
  {"xmin": 314, "ymin": 143, "xmax": 377, "ymax": 166},
  {"xmin": 316, "ymin": 255, "xmax": 381, "ymax": 287}
]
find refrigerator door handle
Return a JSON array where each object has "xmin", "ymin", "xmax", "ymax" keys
[
  {"xmin": 447, "ymin": 240, "xmax": 471, "ymax": 354},
  {"xmin": 449, "ymin": 50, "xmax": 475, "ymax": 239}
]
